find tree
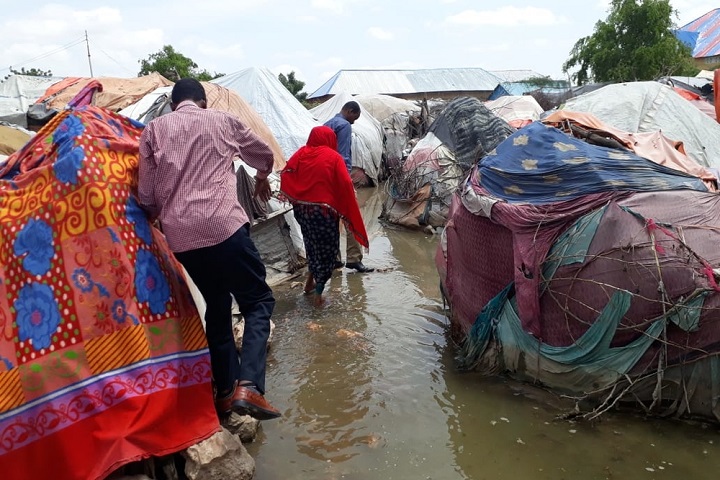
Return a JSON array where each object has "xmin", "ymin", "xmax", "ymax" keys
[
  {"xmin": 563, "ymin": 0, "xmax": 697, "ymax": 85},
  {"xmin": 278, "ymin": 71, "xmax": 309, "ymax": 106},
  {"xmin": 4, "ymin": 66, "xmax": 53, "ymax": 81},
  {"xmin": 138, "ymin": 45, "xmax": 222, "ymax": 81}
]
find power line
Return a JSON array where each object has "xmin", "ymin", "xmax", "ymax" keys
[
  {"xmin": 96, "ymin": 47, "xmax": 136, "ymax": 75},
  {"xmin": 0, "ymin": 35, "xmax": 86, "ymax": 73}
]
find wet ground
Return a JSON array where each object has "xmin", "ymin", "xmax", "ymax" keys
[{"xmin": 248, "ymin": 188, "xmax": 720, "ymax": 480}]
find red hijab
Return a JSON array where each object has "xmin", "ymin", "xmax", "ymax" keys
[{"xmin": 280, "ymin": 126, "xmax": 368, "ymax": 247}]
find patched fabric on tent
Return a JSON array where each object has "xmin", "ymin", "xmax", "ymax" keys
[
  {"xmin": 447, "ymin": 189, "xmax": 720, "ymax": 422},
  {"xmin": 477, "ymin": 122, "xmax": 707, "ymax": 204},
  {"xmin": 0, "ymin": 107, "xmax": 219, "ymax": 480}
]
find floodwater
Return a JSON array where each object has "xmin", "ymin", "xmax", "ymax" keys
[{"xmin": 248, "ymin": 188, "xmax": 720, "ymax": 480}]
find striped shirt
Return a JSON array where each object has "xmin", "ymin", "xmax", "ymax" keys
[{"xmin": 138, "ymin": 100, "xmax": 274, "ymax": 253}]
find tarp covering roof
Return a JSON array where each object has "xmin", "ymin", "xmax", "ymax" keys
[
  {"xmin": 561, "ymin": 81, "xmax": 720, "ymax": 170},
  {"xmin": 212, "ymin": 67, "xmax": 317, "ymax": 160},
  {"xmin": 0, "ymin": 75, "xmax": 64, "ymax": 127},
  {"xmin": 309, "ymin": 68, "xmax": 503, "ymax": 99},
  {"xmin": 37, "ymin": 72, "xmax": 173, "ymax": 112},
  {"xmin": 354, "ymin": 94, "xmax": 419, "ymax": 122},
  {"xmin": 485, "ymin": 95, "xmax": 543, "ymax": 128},
  {"xmin": 676, "ymin": 8, "xmax": 720, "ymax": 58},
  {"xmin": 476, "ymin": 122, "xmax": 707, "ymax": 205}
]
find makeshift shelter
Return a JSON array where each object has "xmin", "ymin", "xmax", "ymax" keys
[
  {"xmin": 310, "ymin": 92, "xmax": 384, "ymax": 186},
  {"xmin": 675, "ymin": 8, "xmax": 720, "ymax": 64},
  {"xmin": 35, "ymin": 72, "xmax": 173, "ymax": 112},
  {"xmin": 485, "ymin": 95, "xmax": 544, "ymax": 128},
  {"xmin": 383, "ymin": 97, "xmax": 513, "ymax": 229},
  {"xmin": 212, "ymin": 67, "xmax": 317, "ymax": 160},
  {"xmin": 437, "ymin": 120, "xmax": 720, "ymax": 423},
  {"xmin": 0, "ymin": 74, "xmax": 64, "ymax": 127},
  {"xmin": 0, "ymin": 123, "xmax": 33, "ymax": 156},
  {"xmin": 0, "ymin": 106, "xmax": 219, "ymax": 480},
  {"xmin": 355, "ymin": 94, "xmax": 421, "ymax": 173},
  {"xmin": 562, "ymin": 81, "xmax": 720, "ymax": 170}
]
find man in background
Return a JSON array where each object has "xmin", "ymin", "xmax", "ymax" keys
[
  {"xmin": 138, "ymin": 78, "xmax": 281, "ymax": 421},
  {"xmin": 324, "ymin": 101, "xmax": 374, "ymax": 273}
]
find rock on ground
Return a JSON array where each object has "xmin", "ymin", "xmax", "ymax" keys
[{"xmin": 183, "ymin": 428, "xmax": 255, "ymax": 480}]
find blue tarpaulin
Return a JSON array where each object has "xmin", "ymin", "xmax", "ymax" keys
[{"xmin": 476, "ymin": 122, "xmax": 708, "ymax": 204}]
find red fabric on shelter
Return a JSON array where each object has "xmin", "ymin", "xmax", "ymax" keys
[{"xmin": 0, "ymin": 384, "xmax": 219, "ymax": 480}]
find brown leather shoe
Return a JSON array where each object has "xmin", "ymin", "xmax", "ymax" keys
[{"xmin": 216, "ymin": 383, "xmax": 281, "ymax": 421}]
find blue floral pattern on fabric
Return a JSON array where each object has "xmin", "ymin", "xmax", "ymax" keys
[
  {"xmin": 52, "ymin": 115, "xmax": 86, "ymax": 185},
  {"xmin": 125, "ymin": 197, "xmax": 152, "ymax": 244},
  {"xmin": 112, "ymin": 299, "xmax": 139, "ymax": 325},
  {"xmin": 13, "ymin": 218, "xmax": 54, "ymax": 275},
  {"xmin": 134, "ymin": 249, "xmax": 170, "ymax": 314},
  {"xmin": 53, "ymin": 115, "xmax": 85, "ymax": 146},
  {"xmin": 72, "ymin": 268, "xmax": 110, "ymax": 297},
  {"xmin": 53, "ymin": 146, "xmax": 85, "ymax": 185},
  {"xmin": 14, "ymin": 283, "xmax": 61, "ymax": 351}
]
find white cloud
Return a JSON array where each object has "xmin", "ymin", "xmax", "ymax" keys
[
  {"xmin": 466, "ymin": 42, "xmax": 512, "ymax": 54},
  {"xmin": 367, "ymin": 27, "xmax": 394, "ymax": 41},
  {"xmin": 445, "ymin": 7, "xmax": 565, "ymax": 27},
  {"xmin": 295, "ymin": 15, "xmax": 319, "ymax": 23},
  {"xmin": 311, "ymin": 0, "xmax": 345, "ymax": 15}
]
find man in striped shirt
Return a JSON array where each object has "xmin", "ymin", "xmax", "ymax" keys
[{"xmin": 138, "ymin": 78, "xmax": 281, "ymax": 420}]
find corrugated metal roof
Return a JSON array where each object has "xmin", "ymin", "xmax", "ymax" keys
[
  {"xmin": 489, "ymin": 70, "xmax": 544, "ymax": 82},
  {"xmin": 308, "ymin": 68, "xmax": 503, "ymax": 99},
  {"xmin": 677, "ymin": 8, "xmax": 720, "ymax": 58}
]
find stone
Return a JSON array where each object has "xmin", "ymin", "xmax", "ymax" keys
[
  {"xmin": 233, "ymin": 318, "xmax": 275, "ymax": 351},
  {"xmin": 183, "ymin": 428, "xmax": 255, "ymax": 480},
  {"xmin": 223, "ymin": 412, "xmax": 260, "ymax": 443}
]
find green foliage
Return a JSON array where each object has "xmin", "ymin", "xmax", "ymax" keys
[
  {"xmin": 278, "ymin": 71, "xmax": 310, "ymax": 106},
  {"xmin": 4, "ymin": 66, "xmax": 53, "ymax": 81},
  {"xmin": 138, "ymin": 45, "xmax": 223, "ymax": 81},
  {"xmin": 563, "ymin": 0, "xmax": 698, "ymax": 85}
]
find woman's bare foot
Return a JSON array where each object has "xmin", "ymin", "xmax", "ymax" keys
[
  {"xmin": 312, "ymin": 293, "xmax": 324, "ymax": 307},
  {"xmin": 303, "ymin": 273, "xmax": 316, "ymax": 295}
]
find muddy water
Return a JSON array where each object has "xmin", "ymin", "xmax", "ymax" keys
[{"xmin": 249, "ymin": 188, "xmax": 720, "ymax": 480}]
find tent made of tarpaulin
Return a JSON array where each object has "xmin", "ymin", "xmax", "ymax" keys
[
  {"xmin": 476, "ymin": 121, "xmax": 707, "ymax": 206},
  {"xmin": 0, "ymin": 124, "xmax": 33, "ymax": 156},
  {"xmin": 543, "ymin": 110, "xmax": 717, "ymax": 189},
  {"xmin": 561, "ymin": 81, "xmax": 720, "ymax": 170},
  {"xmin": 212, "ymin": 67, "xmax": 317, "ymax": 160},
  {"xmin": 36, "ymin": 72, "xmax": 173, "ymax": 112},
  {"xmin": 310, "ymin": 92, "xmax": 384, "ymax": 185},
  {"xmin": 119, "ymin": 82, "xmax": 286, "ymax": 172},
  {"xmin": 0, "ymin": 75, "xmax": 65, "ymax": 127},
  {"xmin": 383, "ymin": 97, "xmax": 513, "ymax": 229},
  {"xmin": 354, "ymin": 94, "xmax": 419, "ymax": 123},
  {"xmin": 355, "ymin": 94, "xmax": 421, "ymax": 170},
  {"xmin": 441, "ymin": 185, "xmax": 720, "ymax": 422},
  {"xmin": 485, "ymin": 95, "xmax": 543, "ymax": 128}
]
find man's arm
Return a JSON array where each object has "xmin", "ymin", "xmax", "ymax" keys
[
  {"xmin": 335, "ymin": 122, "xmax": 353, "ymax": 173},
  {"xmin": 232, "ymin": 118, "xmax": 275, "ymax": 201},
  {"xmin": 137, "ymin": 126, "xmax": 160, "ymax": 220}
]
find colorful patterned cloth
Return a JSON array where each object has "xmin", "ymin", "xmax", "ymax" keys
[{"xmin": 0, "ymin": 107, "xmax": 219, "ymax": 480}]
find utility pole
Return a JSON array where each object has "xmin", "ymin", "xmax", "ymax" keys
[{"xmin": 85, "ymin": 30, "xmax": 94, "ymax": 77}]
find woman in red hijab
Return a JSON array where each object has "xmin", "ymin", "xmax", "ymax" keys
[{"xmin": 280, "ymin": 126, "xmax": 368, "ymax": 306}]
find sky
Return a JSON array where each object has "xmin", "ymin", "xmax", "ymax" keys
[{"xmin": 1, "ymin": 1, "xmax": 715, "ymax": 94}]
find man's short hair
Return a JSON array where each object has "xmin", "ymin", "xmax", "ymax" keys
[
  {"xmin": 341, "ymin": 101, "xmax": 361, "ymax": 114},
  {"xmin": 171, "ymin": 78, "xmax": 207, "ymax": 104}
]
